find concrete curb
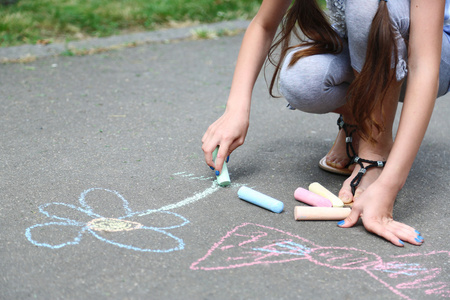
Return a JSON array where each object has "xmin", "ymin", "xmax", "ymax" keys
[{"xmin": 0, "ymin": 19, "xmax": 250, "ymax": 62}]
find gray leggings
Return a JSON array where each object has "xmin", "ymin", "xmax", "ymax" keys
[{"xmin": 279, "ymin": 0, "xmax": 450, "ymax": 114}]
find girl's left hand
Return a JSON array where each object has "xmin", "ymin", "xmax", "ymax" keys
[{"xmin": 337, "ymin": 181, "xmax": 424, "ymax": 247}]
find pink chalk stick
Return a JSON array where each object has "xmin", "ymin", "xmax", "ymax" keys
[{"xmin": 294, "ymin": 187, "xmax": 332, "ymax": 207}]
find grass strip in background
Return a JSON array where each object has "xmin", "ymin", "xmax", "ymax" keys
[
  {"xmin": 1, "ymin": 0, "xmax": 326, "ymax": 47},
  {"xmin": 0, "ymin": 0, "xmax": 261, "ymax": 47}
]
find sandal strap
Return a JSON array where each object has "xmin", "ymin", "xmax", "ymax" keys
[
  {"xmin": 337, "ymin": 115, "xmax": 357, "ymax": 168},
  {"xmin": 350, "ymin": 156, "xmax": 386, "ymax": 195},
  {"xmin": 336, "ymin": 115, "xmax": 387, "ymax": 195}
]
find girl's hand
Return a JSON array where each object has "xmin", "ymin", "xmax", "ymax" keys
[
  {"xmin": 338, "ymin": 180, "xmax": 424, "ymax": 247},
  {"xmin": 201, "ymin": 109, "xmax": 249, "ymax": 174}
]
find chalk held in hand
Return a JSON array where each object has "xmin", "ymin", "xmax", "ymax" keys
[
  {"xmin": 294, "ymin": 187, "xmax": 332, "ymax": 207},
  {"xmin": 294, "ymin": 206, "xmax": 351, "ymax": 221},
  {"xmin": 212, "ymin": 147, "xmax": 230, "ymax": 187},
  {"xmin": 237, "ymin": 186, "xmax": 284, "ymax": 213},
  {"xmin": 308, "ymin": 182, "xmax": 344, "ymax": 207}
]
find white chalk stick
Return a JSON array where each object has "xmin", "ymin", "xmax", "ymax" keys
[
  {"xmin": 237, "ymin": 186, "xmax": 284, "ymax": 213},
  {"xmin": 308, "ymin": 182, "xmax": 344, "ymax": 207},
  {"xmin": 212, "ymin": 147, "xmax": 230, "ymax": 187},
  {"xmin": 294, "ymin": 187, "xmax": 332, "ymax": 207},
  {"xmin": 294, "ymin": 206, "xmax": 351, "ymax": 221}
]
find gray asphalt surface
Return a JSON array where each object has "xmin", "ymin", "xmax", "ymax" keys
[{"xmin": 1, "ymin": 22, "xmax": 449, "ymax": 300}]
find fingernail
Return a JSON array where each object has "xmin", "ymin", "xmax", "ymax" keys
[
  {"xmin": 210, "ymin": 166, "xmax": 215, "ymax": 170},
  {"xmin": 226, "ymin": 155, "xmax": 230, "ymax": 163},
  {"xmin": 399, "ymin": 240, "xmax": 404, "ymax": 245},
  {"xmin": 415, "ymin": 236, "xmax": 424, "ymax": 242},
  {"xmin": 337, "ymin": 220, "xmax": 345, "ymax": 226},
  {"xmin": 215, "ymin": 170, "xmax": 220, "ymax": 176},
  {"xmin": 415, "ymin": 230, "xmax": 421, "ymax": 235}
]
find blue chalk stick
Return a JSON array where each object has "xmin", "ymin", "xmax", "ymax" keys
[{"xmin": 237, "ymin": 186, "xmax": 284, "ymax": 213}]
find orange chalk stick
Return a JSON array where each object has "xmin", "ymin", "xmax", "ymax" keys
[{"xmin": 294, "ymin": 206, "xmax": 351, "ymax": 221}]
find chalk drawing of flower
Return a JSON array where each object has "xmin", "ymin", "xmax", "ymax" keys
[{"xmin": 25, "ymin": 188, "xmax": 189, "ymax": 252}]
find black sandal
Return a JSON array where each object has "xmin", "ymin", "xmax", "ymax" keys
[
  {"xmin": 350, "ymin": 156, "xmax": 386, "ymax": 195},
  {"xmin": 321, "ymin": 115, "xmax": 386, "ymax": 195},
  {"xmin": 319, "ymin": 115, "xmax": 357, "ymax": 175},
  {"xmin": 337, "ymin": 115, "xmax": 358, "ymax": 168}
]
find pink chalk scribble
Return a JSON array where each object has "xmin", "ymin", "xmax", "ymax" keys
[{"xmin": 190, "ymin": 223, "xmax": 450, "ymax": 299}]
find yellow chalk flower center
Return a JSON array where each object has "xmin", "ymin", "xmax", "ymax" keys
[{"xmin": 87, "ymin": 218, "xmax": 143, "ymax": 232}]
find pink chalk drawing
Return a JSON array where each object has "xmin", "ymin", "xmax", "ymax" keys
[{"xmin": 190, "ymin": 223, "xmax": 450, "ymax": 299}]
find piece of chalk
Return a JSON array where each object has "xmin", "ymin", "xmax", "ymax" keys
[
  {"xmin": 294, "ymin": 206, "xmax": 351, "ymax": 221},
  {"xmin": 237, "ymin": 186, "xmax": 284, "ymax": 213},
  {"xmin": 212, "ymin": 147, "xmax": 230, "ymax": 187},
  {"xmin": 308, "ymin": 182, "xmax": 344, "ymax": 207},
  {"xmin": 294, "ymin": 187, "xmax": 332, "ymax": 207}
]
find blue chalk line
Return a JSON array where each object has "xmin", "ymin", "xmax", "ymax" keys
[{"xmin": 25, "ymin": 188, "xmax": 190, "ymax": 252}]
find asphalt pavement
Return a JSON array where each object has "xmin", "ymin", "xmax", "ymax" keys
[{"xmin": 1, "ymin": 21, "xmax": 449, "ymax": 299}]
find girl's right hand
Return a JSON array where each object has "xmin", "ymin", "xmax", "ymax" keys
[
  {"xmin": 338, "ymin": 179, "xmax": 424, "ymax": 247},
  {"xmin": 201, "ymin": 108, "xmax": 249, "ymax": 175}
]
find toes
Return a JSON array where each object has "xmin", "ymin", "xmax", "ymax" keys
[
  {"xmin": 325, "ymin": 155, "xmax": 335, "ymax": 167},
  {"xmin": 339, "ymin": 182, "xmax": 354, "ymax": 204},
  {"xmin": 326, "ymin": 156, "xmax": 346, "ymax": 169},
  {"xmin": 327, "ymin": 159, "xmax": 337, "ymax": 168},
  {"xmin": 334, "ymin": 159, "xmax": 347, "ymax": 169}
]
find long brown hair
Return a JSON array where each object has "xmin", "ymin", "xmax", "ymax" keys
[
  {"xmin": 268, "ymin": 0, "xmax": 397, "ymax": 142},
  {"xmin": 347, "ymin": 0, "xmax": 398, "ymax": 142}
]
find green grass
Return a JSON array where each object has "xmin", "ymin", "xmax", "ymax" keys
[
  {"xmin": 1, "ymin": 0, "xmax": 327, "ymax": 47},
  {"xmin": 0, "ymin": 0, "xmax": 261, "ymax": 47}
]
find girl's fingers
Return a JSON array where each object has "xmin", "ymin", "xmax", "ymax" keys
[
  {"xmin": 202, "ymin": 142, "xmax": 216, "ymax": 169},
  {"xmin": 337, "ymin": 207, "xmax": 361, "ymax": 228},
  {"xmin": 212, "ymin": 137, "xmax": 243, "ymax": 173},
  {"xmin": 387, "ymin": 222, "xmax": 424, "ymax": 246},
  {"xmin": 363, "ymin": 220, "xmax": 406, "ymax": 247},
  {"xmin": 214, "ymin": 145, "xmax": 230, "ymax": 174},
  {"xmin": 363, "ymin": 219, "xmax": 424, "ymax": 247},
  {"xmin": 337, "ymin": 204, "xmax": 424, "ymax": 247},
  {"xmin": 202, "ymin": 137, "xmax": 239, "ymax": 174}
]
